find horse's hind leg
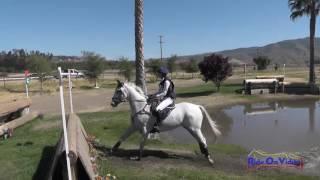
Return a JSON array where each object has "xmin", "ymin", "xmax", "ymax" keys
[{"xmin": 185, "ymin": 128, "xmax": 214, "ymax": 165}]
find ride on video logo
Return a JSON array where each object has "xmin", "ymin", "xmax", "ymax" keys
[{"xmin": 247, "ymin": 149, "xmax": 304, "ymax": 170}]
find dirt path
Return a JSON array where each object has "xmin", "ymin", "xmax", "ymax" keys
[
  {"xmin": 29, "ymin": 89, "xmax": 129, "ymax": 115},
  {"xmin": 28, "ymin": 85, "xmax": 319, "ymax": 116}
]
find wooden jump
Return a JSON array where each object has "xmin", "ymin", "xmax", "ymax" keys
[
  {"xmin": 256, "ymin": 75, "xmax": 284, "ymax": 82},
  {"xmin": 243, "ymin": 79, "xmax": 279, "ymax": 95},
  {"xmin": 47, "ymin": 113, "xmax": 96, "ymax": 180},
  {"xmin": 0, "ymin": 111, "xmax": 38, "ymax": 136},
  {"xmin": 0, "ymin": 98, "xmax": 34, "ymax": 138},
  {"xmin": 0, "ymin": 98, "xmax": 31, "ymax": 123}
]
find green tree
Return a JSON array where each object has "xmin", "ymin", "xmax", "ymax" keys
[
  {"xmin": 253, "ymin": 56, "xmax": 271, "ymax": 70},
  {"xmin": 289, "ymin": 0, "xmax": 319, "ymax": 85},
  {"xmin": 82, "ymin": 51, "xmax": 105, "ymax": 88},
  {"xmin": 118, "ymin": 57, "xmax": 134, "ymax": 81},
  {"xmin": 135, "ymin": 0, "xmax": 147, "ymax": 94},
  {"xmin": 167, "ymin": 55, "xmax": 177, "ymax": 77},
  {"xmin": 27, "ymin": 55, "xmax": 52, "ymax": 94}
]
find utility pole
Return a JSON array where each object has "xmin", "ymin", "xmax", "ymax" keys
[{"xmin": 159, "ymin": 35, "xmax": 164, "ymax": 61}]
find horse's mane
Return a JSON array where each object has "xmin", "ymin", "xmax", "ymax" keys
[{"xmin": 125, "ymin": 82, "xmax": 146, "ymax": 97}]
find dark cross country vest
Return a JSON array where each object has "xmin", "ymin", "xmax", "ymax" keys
[{"xmin": 159, "ymin": 77, "xmax": 176, "ymax": 99}]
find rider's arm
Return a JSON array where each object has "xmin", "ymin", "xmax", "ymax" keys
[{"xmin": 156, "ymin": 80, "xmax": 170, "ymax": 98}]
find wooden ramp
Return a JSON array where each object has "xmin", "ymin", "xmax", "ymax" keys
[
  {"xmin": 47, "ymin": 113, "xmax": 96, "ymax": 180},
  {"xmin": 0, "ymin": 98, "xmax": 31, "ymax": 123},
  {"xmin": 0, "ymin": 111, "xmax": 38, "ymax": 136}
]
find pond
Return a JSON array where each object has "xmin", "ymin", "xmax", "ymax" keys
[{"xmin": 163, "ymin": 99, "xmax": 320, "ymax": 153}]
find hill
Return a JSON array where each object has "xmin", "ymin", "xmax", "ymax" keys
[{"xmin": 175, "ymin": 37, "xmax": 320, "ymax": 65}]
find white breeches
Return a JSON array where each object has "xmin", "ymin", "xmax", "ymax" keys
[{"xmin": 156, "ymin": 98, "xmax": 173, "ymax": 111}]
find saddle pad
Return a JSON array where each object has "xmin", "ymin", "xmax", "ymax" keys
[{"xmin": 158, "ymin": 103, "xmax": 175, "ymax": 122}]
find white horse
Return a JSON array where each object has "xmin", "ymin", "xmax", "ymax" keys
[{"xmin": 110, "ymin": 80, "xmax": 221, "ymax": 165}]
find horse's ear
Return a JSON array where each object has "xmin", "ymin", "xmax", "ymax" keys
[{"xmin": 116, "ymin": 80, "xmax": 124, "ymax": 87}]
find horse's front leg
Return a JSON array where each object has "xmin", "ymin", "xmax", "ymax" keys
[
  {"xmin": 138, "ymin": 126, "xmax": 148, "ymax": 161},
  {"xmin": 111, "ymin": 125, "xmax": 136, "ymax": 154}
]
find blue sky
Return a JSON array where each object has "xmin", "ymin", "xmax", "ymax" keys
[{"xmin": 0, "ymin": 0, "xmax": 316, "ymax": 60}]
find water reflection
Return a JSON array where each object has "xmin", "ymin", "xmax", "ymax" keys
[
  {"xmin": 163, "ymin": 98, "xmax": 320, "ymax": 153},
  {"xmin": 222, "ymin": 98, "xmax": 320, "ymax": 152},
  {"xmin": 277, "ymin": 99, "xmax": 316, "ymax": 132},
  {"xmin": 244, "ymin": 102, "xmax": 278, "ymax": 116}
]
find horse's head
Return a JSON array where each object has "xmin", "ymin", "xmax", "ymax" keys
[{"xmin": 111, "ymin": 80, "xmax": 128, "ymax": 107}]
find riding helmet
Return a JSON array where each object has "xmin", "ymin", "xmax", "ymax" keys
[{"xmin": 158, "ymin": 66, "xmax": 169, "ymax": 75}]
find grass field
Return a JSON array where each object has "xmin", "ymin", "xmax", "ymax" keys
[
  {"xmin": 0, "ymin": 111, "xmax": 318, "ymax": 179},
  {"xmin": 1, "ymin": 65, "xmax": 319, "ymax": 94},
  {"xmin": 175, "ymin": 82, "xmax": 243, "ymax": 97}
]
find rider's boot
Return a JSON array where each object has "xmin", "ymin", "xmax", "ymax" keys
[
  {"xmin": 150, "ymin": 123, "xmax": 160, "ymax": 133},
  {"xmin": 150, "ymin": 110, "xmax": 160, "ymax": 134}
]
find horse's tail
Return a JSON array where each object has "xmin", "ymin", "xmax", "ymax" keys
[{"xmin": 199, "ymin": 106, "xmax": 221, "ymax": 139}]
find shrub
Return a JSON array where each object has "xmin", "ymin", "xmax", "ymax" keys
[
  {"xmin": 198, "ymin": 54, "xmax": 232, "ymax": 91},
  {"xmin": 253, "ymin": 56, "xmax": 271, "ymax": 70}
]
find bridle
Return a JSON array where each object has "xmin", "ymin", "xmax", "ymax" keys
[{"xmin": 112, "ymin": 85, "xmax": 152, "ymax": 121}]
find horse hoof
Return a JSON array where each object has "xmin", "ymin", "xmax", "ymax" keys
[
  {"xmin": 207, "ymin": 156, "xmax": 215, "ymax": 166},
  {"xmin": 129, "ymin": 156, "xmax": 141, "ymax": 161}
]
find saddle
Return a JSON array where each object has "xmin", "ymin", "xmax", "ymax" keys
[{"xmin": 148, "ymin": 98, "xmax": 175, "ymax": 123}]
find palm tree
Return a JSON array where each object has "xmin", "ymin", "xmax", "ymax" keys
[
  {"xmin": 135, "ymin": 0, "xmax": 147, "ymax": 94},
  {"xmin": 289, "ymin": 0, "xmax": 320, "ymax": 85}
]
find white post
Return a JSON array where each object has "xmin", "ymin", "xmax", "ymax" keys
[
  {"xmin": 58, "ymin": 67, "xmax": 73, "ymax": 180},
  {"xmin": 24, "ymin": 73, "xmax": 29, "ymax": 98},
  {"xmin": 25, "ymin": 82, "xmax": 30, "ymax": 114},
  {"xmin": 25, "ymin": 83, "xmax": 29, "ymax": 98},
  {"xmin": 68, "ymin": 69, "xmax": 74, "ymax": 114},
  {"xmin": 24, "ymin": 72, "xmax": 30, "ymax": 113}
]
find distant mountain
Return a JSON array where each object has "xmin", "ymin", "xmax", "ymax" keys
[{"xmin": 175, "ymin": 37, "xmax": 320, "ymax": 65}]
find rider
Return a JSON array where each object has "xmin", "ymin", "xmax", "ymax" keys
[{"xmin": 149, "ymin": 66, "xmax": 176, "ymax": 133}]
